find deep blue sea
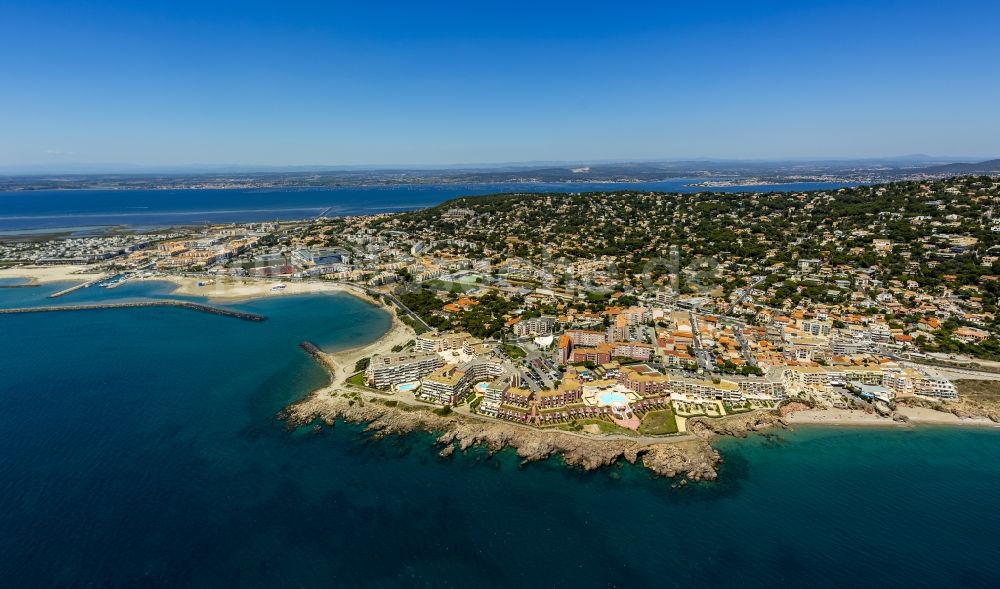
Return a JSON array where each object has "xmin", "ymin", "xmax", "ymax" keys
[
  {"xmin": 0, "ymin": 282, "xmax": 998, "ymax": 587},
  {"xmin": 0, "ymin": 180, "xmax": 857, "ymax": 233}
]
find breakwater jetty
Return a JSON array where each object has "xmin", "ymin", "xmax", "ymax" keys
[
  {"xmin": 48, "ymin": 276, "xmax": 105, "ymax": 298},
  {"xmin": 0, "ymin": 300, "xmax": 266, "ymax": 321},
  {"xmin": 299, "ymin": 341, "xmax": 338, "ymax": 373}
]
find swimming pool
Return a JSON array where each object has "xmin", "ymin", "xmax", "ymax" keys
[
  {"xmin": 598, "ymin": 391, "xmax": 627, "ymax": 406},
  {"xmin": 475, "ymin": 382, "xmax": 489, "ymax": 394},
  {"xmin": 397, "ymin": 382, "xmax": 420, "ymax": 392}
]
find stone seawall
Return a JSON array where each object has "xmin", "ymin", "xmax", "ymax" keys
[{"xmin": 0, "ymin": 301, "xmax": 266, "ymax": 321}]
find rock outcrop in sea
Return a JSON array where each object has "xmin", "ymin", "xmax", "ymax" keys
[{"xmin": 685, "ymin": 410, "xmax": 785, "ymax": 438}]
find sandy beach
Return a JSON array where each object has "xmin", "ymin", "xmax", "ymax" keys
[
  {"xmin": 784, "ymin": 407, "xmax": 999, "ymax": 428},
  {"xmin": 783, "ymin": 408, "xmax": 889, "ymax": 426},
  {"xmin": 161, "ymin": 275, "xmax": 377, "ymax": 302},
  {"xmin": 0, "ymin": 265, "xmax": 104, "ymax": 284},
  {"xmin": 895, "ymin": 406, "xmax": 998, "ymax": 427},
  {"xmin": 323, "ymin": 312, "xmax": 415, "ymax": 386}
]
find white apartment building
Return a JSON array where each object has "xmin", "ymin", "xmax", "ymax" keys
[
  {"xmin": 619, "ymin": 306, "xmax": 652, "ymax": 326},
  {"xmin": 420, "ymin": 364, "xmax": 468, "ymax": 405},
  {"xmin": 513, "ymin": 316, "xmax": 556, "ymax": 337},
  {"xmin": 801, "ymin": 319, "xmax": 832, "ymax": 338},
  {"xmin": 831, "ymin": 336, "xmax": 872, "ymax": 356},
  {"xmin": 478, "ymin": 378, "xmax": 511, "ymax": 417},
  {"xmin": 414, "ymin": 331, "xmax": 475, "ymax": 353},
  {"xmin": 419, "ymin": 357, "xmax": 511, "ymax": 405},
  {"xmin": 366, "ymin": 353, "xmax": 445, "ymax": 388},
  {"xmin": 565, "ymin": 330, "xmax": 607, "ymax": 347},
  {"xmin": 782, "ymin": 366, "xmax": 885, "ymax": 393},
  {"xmin": 918, "ymin": 375, "xmax": 959, "ymax": 400}
]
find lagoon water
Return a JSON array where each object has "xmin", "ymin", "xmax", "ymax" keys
[
  {"xmin": 0, "ymin": 181, "xmax": 858, "ymax": 233},
  {"xmin": 1, "ymin": 283, "xmax": 999, "ymax": 587}
]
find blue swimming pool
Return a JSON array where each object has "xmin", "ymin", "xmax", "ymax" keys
[
  {"xmin": 398, "ymin": 382, "xmax": 419, "ymax": 392},
  {"xmin": 598, "ymin": 392, "xmax": 627, "ymax": 405}
]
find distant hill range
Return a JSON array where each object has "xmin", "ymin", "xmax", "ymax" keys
[{"xmin": 904, "ymin": 159, "xmax": 1000, "ymax": 175}]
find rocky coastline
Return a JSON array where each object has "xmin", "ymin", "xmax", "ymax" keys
[
  {"xmin": 281, "ymin": 388, "xmax": 724, "ymax": 481},
  {"xmin": 279, "ymin": 378, "xmax": 1000, "ymax": 485},
  {"xmin": 897, "ymin": 388, "xmax": 1000, "ymax": 424},
  {"xmin": 686, "ymin": 409, "xmax": 788, "ymax": 438}
]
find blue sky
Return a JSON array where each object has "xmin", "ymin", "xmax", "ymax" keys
[{"xmin": 1, "ymin": 0, "xmax": 998, "ymax": 169}]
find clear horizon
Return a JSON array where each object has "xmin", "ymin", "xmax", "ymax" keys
[{"xmin": 2, "ymin": 0, "xmax": 999, "ymax": 168}]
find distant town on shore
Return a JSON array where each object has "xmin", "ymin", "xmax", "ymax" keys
[{"xmin": 3, "ymin": 157, "xmax": 1000, "ymax": 191}]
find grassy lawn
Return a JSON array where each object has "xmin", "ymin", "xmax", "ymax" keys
[
  {"xmin": 502, "ymin": 343, "xmax": 527, "ymax": 359},
  {"xmin": 346, "ymin": 372, "xmax": 385, "ymax": 392},
  {"xmin": 673, "ymin": 402, "xmax": 706, "ymax": 417},
  {"xmin": 469, "ymin": 395, "xmax": 483, "ymax": 412},
  {"xmin": 424, "ymin": 279, "xmax": 476, "ymax": 293},
  {"xmin": 724, "ymin": 401, "xmax": 753, "ymax": 414},
  {"xmin": 638, "ymin": 410, "xmax": 679, "ymax": 435},
  {"xmin": 570, "ymin": 418, "xmax": 636, "ymax": 435}
]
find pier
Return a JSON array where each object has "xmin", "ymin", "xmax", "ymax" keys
[
  {"xmin": 47, "ymin": 276, "xmax": 106, "ymax": 299},
  {"xmin": 0, "ymin": 300, "xmax": 266, "ymax": 321}
]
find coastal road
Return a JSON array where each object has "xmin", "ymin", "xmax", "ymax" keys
[
  {"xmin": 375, "ymin": 289, "xmax": 433, "ymax": 332},
  {"xmin": 900, "ymin": 362, "xmax": 1000, "ymax": 381}
]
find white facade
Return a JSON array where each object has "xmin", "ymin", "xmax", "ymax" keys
[{"xmin": 366, "ymin": 353, "xmax": 445, "ymax": 388}]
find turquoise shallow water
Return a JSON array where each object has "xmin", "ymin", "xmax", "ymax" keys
[{"xmin": 0, "ymin": 283, "xmax": 998, "ymax": 588}]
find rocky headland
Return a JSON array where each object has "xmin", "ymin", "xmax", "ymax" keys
[
  {"xmin": 280, "ymin": 383, "xmax": 1000, "ymax": 485},
  {"xmin": 281, "ymin": 388, "xmax": 724, "ymax": 481}
]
